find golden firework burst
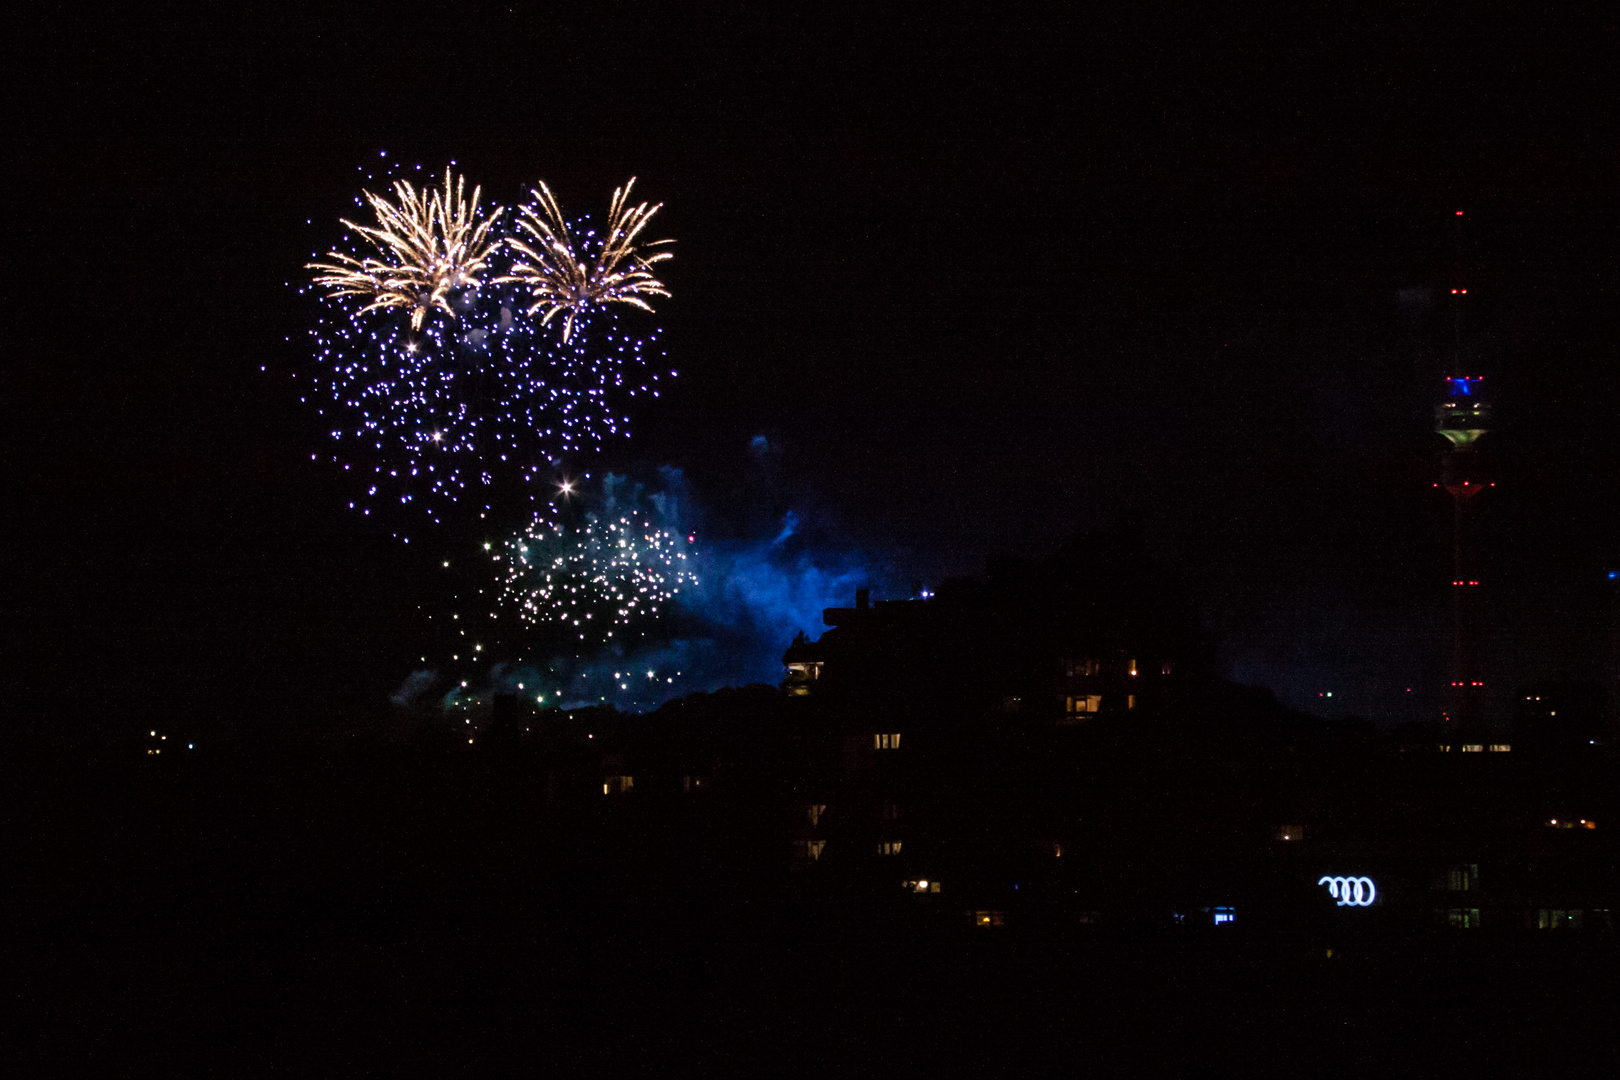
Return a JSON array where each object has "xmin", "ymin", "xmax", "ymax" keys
[
  {"xmin": 499, "ymin": 178, "xmax": 672, "ymax": 341},
  {"xmin": 308, "ymin": 169, "xmax": 503, "ymax": 331}
]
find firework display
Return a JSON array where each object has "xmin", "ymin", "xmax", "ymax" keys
[
  {"xmin": 301, "ymin": 162, "xmax": 703, "ymax": 722},
  {"xmin": 308, "ymin": 169, "xmax": 503, "ymax": 331},
  {"xmin": 494, "ymin": 505, "xmax": 697, "ymax": 642},
  {"xmin": 501, "ymin": 178, "xmax": 673, "ymax": 342},
  {"xmin": 301, "ymin": 165, "xmax": 673, "ymax": 523}
]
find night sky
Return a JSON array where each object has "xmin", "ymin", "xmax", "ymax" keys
[{"xmin": 7, "ymin": 7, "xmax": 1620, "ymax": 741}]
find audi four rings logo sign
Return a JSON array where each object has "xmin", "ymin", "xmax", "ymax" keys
[{"xmin": 1319, "ymin": 876, "xmax": 1377, "ymax": 906}]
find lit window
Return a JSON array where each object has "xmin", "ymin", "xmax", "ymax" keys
[
  {"xmin": 874, "ymin": 733, "xmax": 902, "ymax": 749},
  {"xmin": 806, "ymin": 804, "xmax": 827, "ymax": 827},
  {"xmin": 1488, "ymin": 744, "xmax": 1511, "ymax": 752},
  {"xmin": 1461, "ymin": 744, "xmax": 1484, "ymax": 752},
  {"xmin": 795, "ymin": 840, "xmax": 826, "ymax": 861},
  {"xmin": 1128, "ymin": 659, "xmax": 1138, "ymax": 677},
  {"xmin": 1537, "ymin": 909, "xmax": 1584, "ymax": 930},
  {"xmin": 1439, "ymin": 864, "xmax": 1480, "ymax": 891},
  {"xmin": 603, "ymin": 775, "xmax": 634, "ymax": 794},
  {"xmin": 903, "ymin": 879, "xmax": 941, "ymax": 894},
  {"xmin": 1127, "ymin": 694, "xmax": 1137, "ymax": 710},
  {"xmin": 1066, "ymin": 694, "xmax": 1102, "ymax": 715},
  {"xmin": 1444, "ymin": 908, "xmax": 1480, "ymax": 929},
  {"xmin": 973, "ymin": 910, "xmax": 1005, "ymax": 927},
  {"xmin": 1212, "ymin": 907, "xmax": 1236, "ymax": 925},
  {"xmin": 1160, "ymin": 660, "xmax": 1173, "ymax": 675},
  {"xmin": 878, "ymin": 841, "xmax": 903, "ymax": 855},
  {"xmin": 1275, "ymin": 825, "xmax": 1305, "ymax": 842}
]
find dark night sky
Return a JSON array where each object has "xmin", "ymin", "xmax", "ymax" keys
[{"xmin": 5, "ymin": 6, "xmax": 1620, "ymax": 739}]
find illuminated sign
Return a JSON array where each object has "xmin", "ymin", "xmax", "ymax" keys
[{"xmin": 1319, "ymin": 875, "xmax": 1377, "ymax": 907}]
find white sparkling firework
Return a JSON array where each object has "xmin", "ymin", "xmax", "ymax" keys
[
  {"xmin": 500, "ymin": 178, "xmax": 673, "ymax": 342},
  {"xmin": 495, "ymin": 508, "xmax": 697, "ymax": 640}
]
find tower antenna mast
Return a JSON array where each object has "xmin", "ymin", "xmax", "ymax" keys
[{"xmin": 1435, "ymin": 209, "xmax": 1491, "ymax": 739}]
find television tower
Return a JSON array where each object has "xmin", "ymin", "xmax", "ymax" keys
[{"xmin": 1435, "ymin": 210, "xmax": 1491, "ymax": 736}]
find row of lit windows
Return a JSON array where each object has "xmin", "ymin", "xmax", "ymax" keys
[
  {"xmin": 1442, "ymin": 908, "xmax": 1610, "ymax": 930},
  {"xmin": 874, "ymin": 733, "xmax": 902, "ymax": 749},
  {"xmin": 1065, "ymin": 694, "xmax": 1135, "ymax": 713},
  {"xmin": 1539, "ymin": 909, "xmax": 1586, "ymax": 930},
  {"xmin": 603, "ymin": 775, "xmax": 714, "ymax": 794},
  {"xmin": 1440, "ymin": 864, "xmax": 1479, "ymax": 891},
  {"xmin": 1062, "ymin": 659, "xmax": 1173, "ymax": 678},
  {"xmin": 795, "ymin": 840, "xmax": 906, "ymax": 858},
  {"xmin": 1443, "ymin": 908, "xmax": 1479, "ymax": 929},
  {"xmin": 1170, "ymin": 908, "xmax": 1236, "ymax": 926}
]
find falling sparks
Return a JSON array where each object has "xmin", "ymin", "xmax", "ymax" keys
[
  {"xmin": 500, "ymin": 178, "xmax": 673, "ymax": 342},
  {"xmin": 496, "ymin": 508, "xmax": 696, "ymax": 640}
]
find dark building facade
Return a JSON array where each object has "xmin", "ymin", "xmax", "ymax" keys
[{"xmin": 500, "ymin": 534, "xmax": 1620, "ymax": 947}]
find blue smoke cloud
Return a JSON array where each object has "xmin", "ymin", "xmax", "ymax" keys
[
  {"xmin": 390, "ymin": 668, "xmax": 439, "ymax": 707},
  {"xmin": 395, "ymin": 467, "xmax": 882, "ymax": 715}
]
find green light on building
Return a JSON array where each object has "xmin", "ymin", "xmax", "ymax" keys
[{"xmin": 1436, "ymin": 401, "xmax": 1490, "ymax": 449}]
